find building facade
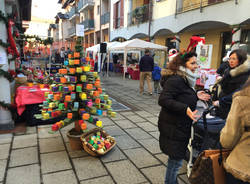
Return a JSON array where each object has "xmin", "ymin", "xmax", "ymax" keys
[
  {"xmin": 51, "ymin": 0, "xmax": 111, "ymax": 52},
  {"xmin": 110, "ymin": 0, "xmax": 250, "ymax": 69}
]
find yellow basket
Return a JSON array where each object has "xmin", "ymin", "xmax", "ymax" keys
[{"xmin": 80, "ymin": 128, "xmax": 116, "ymax": 157}]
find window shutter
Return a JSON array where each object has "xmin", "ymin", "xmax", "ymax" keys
[
  {"xmin": 113, "ymin": 3, "xmax": 117, "ymax": 29},
  {"xmin": 120, "ymin": 0, "xmax": 124, "ymax": 27}
]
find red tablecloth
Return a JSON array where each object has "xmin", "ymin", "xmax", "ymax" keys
[
  {"xmin": 15, "ymin": 86, "xmax": 49, "ymax": 115},
  {"xmin": 127, "ymin": 67, "xmax": 140, "ymax": 80}
]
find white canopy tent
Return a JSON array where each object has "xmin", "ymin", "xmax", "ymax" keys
[
  {"xmin": 86, "ymin": 42, "xmax": 121, "ymax": 73},
  {"xmin": 108, "ymin": 38, "xmax": 168, "ymax": 78}
]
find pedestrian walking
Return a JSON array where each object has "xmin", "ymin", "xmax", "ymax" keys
[
  {"xmin": 152, "ymin": 62, "xmax": 161, "ymax": 94},
  {"xmin": 158, "ymin": 52, "xmax": 210, "ymax": 184},
  {"xmin": 139, "ymin": 49, "xmax": 154, "ymax": 95},
  {"xmin": 220, "ymin": 77, "xmax": 250, "ymax": 184}
]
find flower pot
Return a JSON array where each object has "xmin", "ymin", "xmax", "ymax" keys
[{"xmin": 67, "ymin": 128, "xmax": 82, "ymax": 150}]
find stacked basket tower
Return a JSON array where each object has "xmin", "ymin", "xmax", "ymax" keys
[{"xmin": 35, "ymin": 37, "xmax": 116, "ymax": 133}]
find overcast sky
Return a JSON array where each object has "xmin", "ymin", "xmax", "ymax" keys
[{"xmin": 32, "ymin": 0, "xmax": 62, "ymax": 20}]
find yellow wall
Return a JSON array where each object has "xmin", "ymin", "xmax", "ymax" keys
[
  {"xmin": 153, "ymin": 0, "xmax": 176, "ymax": 20},
  {"xmin": 179, "ymin": 29, "xmax": 225, "ymax": 69},
  {"xmin": 132, "ymin": 0, "xmax": 144, "ymax": 10}
]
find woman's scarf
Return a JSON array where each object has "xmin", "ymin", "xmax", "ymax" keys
[{"xmin": 179, "ymin": 66, "xmax": 199, "ymax": 89}]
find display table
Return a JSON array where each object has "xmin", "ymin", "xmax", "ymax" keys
[{"xmin": 15, "ymin": 86, "xmax": 49, "ymax": 116}]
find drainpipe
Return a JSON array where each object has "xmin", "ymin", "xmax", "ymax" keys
[
  {"xmin": 100, "ymin": 0, "xmax": 102, "ymax": 43},
  {"xmin": 148, "ymin": 0, "xmax": 153, "ymax": 42},
  {"xmin": 0, "ymin": 1, "xmax": 14, "ymax": 130}
]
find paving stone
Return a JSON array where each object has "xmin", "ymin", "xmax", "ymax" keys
[
  {"xmin": 39, "ymin": 137, "xmax": 65, "ymax": 153},
  {"xmin": 61, "ymin": 131, "xmax": 69, "ymax": 143},
  {"xmin": 59, "ymin": 123, "xmax": 75, "ymax": 132},
  {"xmin": 119, "ymin": 111, "xmax": 136, "ymax": 116},
  {"xmin": 104, "ymin": 125, "xmax": 127, "ymax": 137},
  {"xmin": 178, "ymin": 177, "xmax": 188, "ymax": 184},
  {"xmin": 0, "ymin": 134, "xmax": 12, "ymax": 144},
  {"xmin": 6, "ymin": 164, "xmax": 40, "ymax": 184},
  {"xmin": 38, "ymin": 124, "xmax": 52, "ymax": 128},
  {"xmin": 80, "ymin": 176, "xmax": 114, "ymax": 184},
  {"xmin": 155, "ymin": 153, "xmax": 168, "ymax": 165},
  {"xmin": 73, "ymin": 156, "xmax": 108, "ymax": 180},
  {"xmin": 136, "ymin": 122, "xmax": 158, "ymax": 132},
  {"xmin": 9, "ymin": 147, "xmax": 38, "ymax": 167},
  {"xmin": 125, "ymin": 128, "xmax": 152, "ymax": 140},
  {"xmin": 178, "ymin": 173, "xmax": 190, "ymax": 184},
  {"xmin": 145, "ymin": 117, "xmax": 158, "ymax": 125},
  {"xmin": 134, "ymin": 111, "xmax": 154, "ymax": 118},
  {"xmin": 110, "ymin": 113, "xmax": 126, "ymax": 120},
  {"xmin": 179, "ymin": 160, "xmax": 188, "ymax": 174},
  {"xmin": 12, "ymin": 134, "xmax": 37, "ymax": 149},
  {"xmin": 0, "ymin": 159, "xmax": 7, "ymax": 182},
  {"xmin": 141, "ymin": 165, "xmax": 166, "ymax": 184},
  {"xmin": 138, "ymin": 138, "xmax": 161, "ymax": 154},
  {"xmin": 114, "ymin": 135, "xmax": 140, "ymax": 150},
  {"xmin": 105, "ymin": 160, "xmax": 147, "ymax": 184},
  {"xmin": 126, "ymin": 115, "xmax": 146, "ymax": 123},
  {"xmin": 100, "ymin": 117, "xmax": 115, "ymax": 126},
  {"xmin": 101, "ymin": 146, "xmax": 127, "ymax": 163},
  {"xmin": 149, "ymin": 131, "xmax": 160, "ymax": 140},
  {"xmin": 124, "ymin": 148, "xmax": 160, "ymax": 168},
  {"xmin": 43, "ymin": 170, "xmax": 78, "ymax": 184},
  {"xmin": 41, "ymin": 151, "xmax": 71, "ymax": 174},
  {"xmin": 114, "ymin": 119, "xmax": 137, "ymax": 129},
  {"xmin": 0, "ymin": 144, "xmax": 10, "ymax": 159},
  {"xmin": 65, "ymin": 142, "xmax": 88, "ymax": 158},
  {"xmin": 38, "ymin": 127, "xmax": 60, "ymax": 139},
  {"xmin": 26, "ymin": 126, "xmax": 37, "ymax": 134}
]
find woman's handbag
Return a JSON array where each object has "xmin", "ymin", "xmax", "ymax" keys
[{"xmin": 188, "ymin": 149, "xmax": 231, "ymax": 184}]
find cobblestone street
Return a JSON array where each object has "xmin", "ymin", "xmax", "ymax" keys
[{"xmin": 0, "ymin": 74, "xmax": 190, "ymax": 184}]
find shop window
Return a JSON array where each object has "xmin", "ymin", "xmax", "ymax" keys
[{"xmin": 240, "ymin": 29, "xmax": 250, "ymax": 55}]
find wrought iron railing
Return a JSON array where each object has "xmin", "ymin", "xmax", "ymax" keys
[
  {"xmin": 78, "ymin": 0, "xmax": 94, "ymax": 12},
  {"xmin": 101, "ymin": 12, "xmax": 110, "ymax": 25},
  {"xmin": 176, "ymin": 0, "xmax": 233, "ymax": 14},
  {"xmin": 68, "ymin": 7, "xmax": 77, "ymax": 19},
  {"xmin": 80, "ymin": 19, "xmax": 94, "ymax": 30},
  {"xmin": 127, "ymin": 4, "xmax": 149, "ymax": 26}
]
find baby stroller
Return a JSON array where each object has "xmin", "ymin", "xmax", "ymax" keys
[{"xmin": 187, "ymin": 105, "xmax": 226, "ymax": 177}]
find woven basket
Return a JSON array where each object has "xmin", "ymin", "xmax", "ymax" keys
[{"xmin": 80, "ymin": 128, "xmax": 116, "ymax": 157}]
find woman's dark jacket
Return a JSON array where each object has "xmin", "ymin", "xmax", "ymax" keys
[
  {"xmin": 158, "ymin": 69, "xmax": 198, "ymax": 160},
  {"xmin": 216, "ymin": 57, "xmax": 250, "ymax": 119}
]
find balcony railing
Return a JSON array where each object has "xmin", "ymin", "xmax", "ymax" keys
[
  {"xmin": 78, "ymin": 0, "xmax": 94, "ymax": 12},
  {"xmin": 68, "ymin": 7, "xmax": 79, "ymax": 19},
  {"xmin": 176, "ymin": 0, "xmax": 233, "ymax": 14},
  {"xmin": 80, "ymin": 19, "xmax": 94, "ymax": 30},
  {"xmin": 128, "ymin": 4, "xmax": 149, "ymax": 26},
  {"xmin": 68, "ymin": 26, "xmax": 76, "ymax": 37},
  {"xmin": 101, "ymin": 12, "xmax": 110, "ymax": 25}
]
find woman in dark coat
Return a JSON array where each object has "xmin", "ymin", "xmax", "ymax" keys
[
  {"xmin": 158, "ymin": 52, "xmax": 210, "ymax": 184},
  {"xmin": 214, "ymin": 49, "xmax": 250, "ymax": 119}
]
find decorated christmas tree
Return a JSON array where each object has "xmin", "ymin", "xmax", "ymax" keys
[{"xmin": 35, "ymin": 37, "xmax": 116, "ymax": 135}]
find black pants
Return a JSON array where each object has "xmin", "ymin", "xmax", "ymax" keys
[{"xmin": 226, "ymin": 172, "xmax": 250, "ymax": 184}]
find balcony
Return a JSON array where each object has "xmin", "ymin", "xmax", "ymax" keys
[
  {"xmin": 128, "ymin": 4, "xmax": 149, "ymax": 26},
  {"xmin": 68, "ymin": 7, "xmax": 79, "ymax": 20},
  {"xmin": 78, "ymin": 0, "xmax": 94, "ymax": 12},
  {"xmin": 68, "ymin": 26, "xmax": 76, "ymax": 37},
  {"xmin": 176, "ymin": 0, "xmax": 232, "ymax": 14},
  {"xmin": 80, "ymin": 19, "xmax": 94, "ymax": 31},
  {"xmin": 101, "ymin": 12, "xmax": 110, "ymax": 25}
]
